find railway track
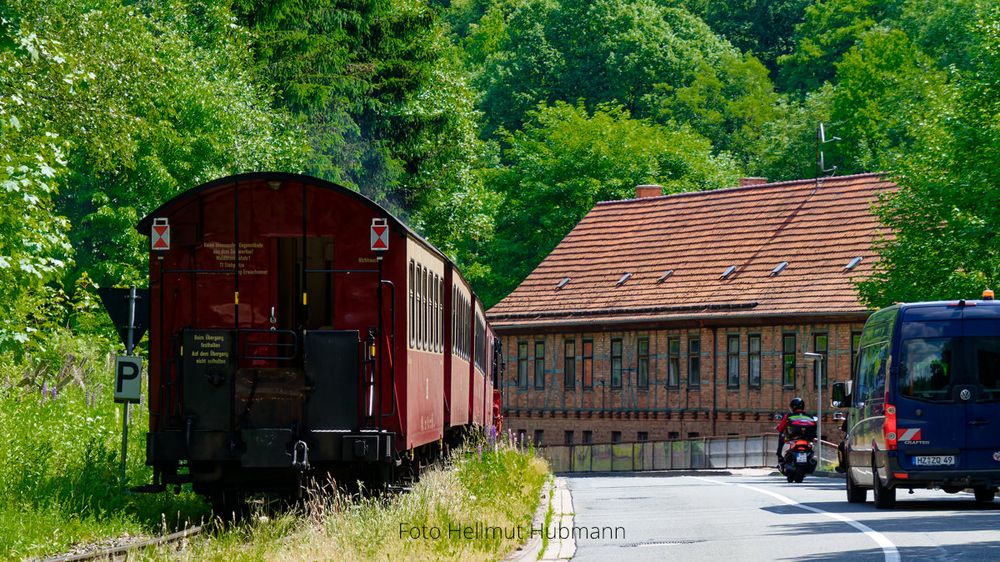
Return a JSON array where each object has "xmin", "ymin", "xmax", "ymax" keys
[{"xmin": 40, "ymin": 525, "xmax": 204, "ymax": 562}]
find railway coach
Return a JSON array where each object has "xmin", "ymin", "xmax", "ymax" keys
[{"xmin": 137, "ymin": 173, "xmax": 501, "ymax": 505}]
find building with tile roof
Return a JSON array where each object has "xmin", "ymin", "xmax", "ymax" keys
[{"xmin": 487, "ymin": 173, "xmax": 893, "ymax": 446}]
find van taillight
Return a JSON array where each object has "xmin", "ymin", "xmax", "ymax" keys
[{"xmin": 884, "ymin": 404, "xmax": 897, "ymax": 451}]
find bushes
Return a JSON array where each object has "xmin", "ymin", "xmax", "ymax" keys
[{"xmin": 0, "ymin": 343, "xmax": 208, "ymax": 560}]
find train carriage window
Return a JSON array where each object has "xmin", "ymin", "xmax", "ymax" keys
[
  {"xmin": 423, "ymin": 267, "xmax": 429, "ymax": 351},
  {"xmin": 432, "ymin": 276, "xmax": 437, "ymax": 352},
  {"xmin": 409, "ymin": 261, "xmax": 415, "ymax": 348},
  {"xmin": 438, "ymin": 278, "xmax": 444, "ymax": 353},
  {"xmin": 419, "ymin": 266, "xmax": 426, "ymax": 350}
]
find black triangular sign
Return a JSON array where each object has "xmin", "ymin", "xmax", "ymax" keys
[{"xmin": 98, "ymin": 287, "xmax": 150, "ymax": 350}]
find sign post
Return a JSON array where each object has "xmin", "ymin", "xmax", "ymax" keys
[{"xmin": 114, "ymin": 287, "xmax": 143, "ymax": 485}]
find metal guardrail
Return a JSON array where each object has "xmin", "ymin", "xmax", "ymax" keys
[{"xmin": 538, "ymin": 434, "xmax": 791, "ymax": 473}]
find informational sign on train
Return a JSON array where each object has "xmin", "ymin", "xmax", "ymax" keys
[
  {"xmin": 371, "ymin": 218, "xmax": 389, "ymax": 251},
  {"xmin": 188, "ymin": 331, "xmax": 232, "ymax": 367},
  {"xmin": 114, "ymin": 356, "xmax": 142, "ymax": 403}
]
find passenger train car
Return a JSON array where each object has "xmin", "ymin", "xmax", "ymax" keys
[{"xmin": 137, "ymin": 173, "xmax": 502, "ymax": 504}]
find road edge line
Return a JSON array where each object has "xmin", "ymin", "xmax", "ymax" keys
[{"xmin": 689, "ymin": 476, "xmax": 900, "ymax": 562}]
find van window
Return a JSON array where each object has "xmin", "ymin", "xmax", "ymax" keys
[
  {"xmin": 855, "ymin": 343, "xmax": 888, "ymax": 405},
  {"xmin": 973, "ymin": 337, "xmax": 1000, "ymax": 399},
  {"xmin": 900, "ymin": 338, "xmax": 953, "ymax": 401}
]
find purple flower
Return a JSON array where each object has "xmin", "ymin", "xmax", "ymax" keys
[
  {"xmin": 477, "ymin": 443, "xmax": 483, "ymax": 461},
  {"xmin": 42, "ymin": 382, "xmax": 48, "ymax": 399},
  {"xmin": 51, "ymin": 386, "xmax": 57, "ymax": 399}
]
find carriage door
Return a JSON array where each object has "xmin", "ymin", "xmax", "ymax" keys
[{"xmin": 293, "ymin": 236, "xmax": 360, "ymax": 432}]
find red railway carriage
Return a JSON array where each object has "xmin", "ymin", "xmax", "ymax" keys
[{"xmin": 137, "ymin": 173, "xmax": 499, "ymax": 497}]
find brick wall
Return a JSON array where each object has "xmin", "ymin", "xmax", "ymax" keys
[{"xmin": 499, "ymin": 321, "xmax": 865, "ymax": 445}]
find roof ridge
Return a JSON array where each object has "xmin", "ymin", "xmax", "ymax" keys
[{"xmin": 595, "ymin": 172, "xmax": 887, "ymax": 207}]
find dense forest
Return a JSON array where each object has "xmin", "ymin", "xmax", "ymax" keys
[{"xmin": 0, "ymin": 0, "xmax": 998, "ymax": 371}]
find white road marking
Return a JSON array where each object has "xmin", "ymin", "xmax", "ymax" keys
[{"xmin": 690, "ymin": 476, "xmax": 900, "ymax": 562}]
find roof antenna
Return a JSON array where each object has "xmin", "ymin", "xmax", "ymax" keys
[{"xmin": 817, "ymin": 122, "xmax": 840, "ymax": 176}]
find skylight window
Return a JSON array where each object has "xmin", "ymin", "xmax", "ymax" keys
[
  {"xmin": 770, "ymin": 261, "xmax": 789, "ymax": 276},
  {"xmin": 845, "ymin": 256, "xmax": 863, "ymax": 271},
  {"xmin": 656, "ymin": 270, "xmax": 674, "ymax": 284},
  {"xmin": 721, "ymin": 266, "xmax": 736, "ymax": 279},
  {"xmin": 556, "ymin": 277, "xmax": 571, "ymax": 290},
  {"xmin": 616, "ymin": 272, "xmax": 632, "ymax": 287}
]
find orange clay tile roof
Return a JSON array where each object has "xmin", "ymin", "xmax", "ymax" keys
[{"xmin": 487, "ymin": 173, "xmax": 895, "ymax": 328}]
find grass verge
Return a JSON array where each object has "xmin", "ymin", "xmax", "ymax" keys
[
  {"xmin": 144, "ymin": 441, "xmax": 548, "ymax": 561},
  {"xmin": 0, "ymin": 381, "xmax": 209, "ymax": 560}
]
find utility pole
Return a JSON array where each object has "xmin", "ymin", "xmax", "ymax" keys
[{"xmin": 804, "ymin": 352, "xmax": 824, "ymax": 466}]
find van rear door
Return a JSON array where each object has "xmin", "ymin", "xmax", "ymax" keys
[
  {"xmin": 895, "ymin": 311, "xmax": 966, "ymax": 471},
  {"xmin": 961, "ymin": 313, "xmax": 1000, "ymax": 471}
]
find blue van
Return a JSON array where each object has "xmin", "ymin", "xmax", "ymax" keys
[{"xmin": 832, "ymin": 298, "xmax": 1000, "ymax": 508}]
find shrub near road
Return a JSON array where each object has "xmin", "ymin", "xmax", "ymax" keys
[{"xmin": 0, "ymin": 357, "xmax": 208, "ymax": 560}]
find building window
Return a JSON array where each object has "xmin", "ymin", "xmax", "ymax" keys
[
  {"xmin": 612, "ymin": 431, "xmax": 622, "ymax": 443},
  {"xmin": 611, "ymin": 338, "xmax": 623, "ymax": 388},
  {"xmin": 668, "ymin": 431, "xmax": 680, "ymax": 440},
  {"xmin": 688, "ymin": 336, "xmax": 700, "ymax": 388},
  {"xmin": 814, "ymin": 333, "xmax": 829, "ymax": 388},
  {"xmin": 564, "ymin": 431, "xmax": 574, "ymax": 445},
  {"xmin": 783, "ymin": 333, "xmax": 797, "ymax": 388},
  {"xmin": 583, "ymin": 430, "xmax": 593, "ymax": 444},
  {"xmin": 727, "ymin": 334, "xmax": 740, "ymax": 389},
  {"xmin": 851, "ymin": 330, "xmax": 862, "ymax": 378},
  {"xmin": 637, "ymin": 431, "xmax": 648, "ymax": 442},
  {"xmin": 534, "ymin": 341, "xmax": 545, "ymax": 389},
  {"xmin": 534, "ymin": 430, "xmax": 544, "ymax": 447},
  {"xmin": 687, "ymin": 432, "xmax": 700, "ymax": 439},
  {"xmin": 748, "ymin": 334, "xmax": 762, "ymax": 388},
  {"xmin": 564, "ymin": 339, "xmax": 576, "ymax": 390},
  {"xmin": 637, "ymin": 337, "xmax": 649, "ymax": 389},
  {"xmin": 583, "ymin": 340, "xmax": 594, "ymax": 389},
  {"xmin": 667, "ymin": 336, "xmax": 680, "ymax": 388},
  {"xmin": 517, "ymin": 342, "xmax": 528, "ymax": 389}
]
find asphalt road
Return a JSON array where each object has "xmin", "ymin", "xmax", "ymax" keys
[{"xmin": 567, "ymin": 470, "xmax": 1000, "ymax": 561}]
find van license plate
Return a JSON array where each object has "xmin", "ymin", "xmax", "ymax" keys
[{"xmin": 913, "ymin": 455, "xmax": 956, "ymax": 466}]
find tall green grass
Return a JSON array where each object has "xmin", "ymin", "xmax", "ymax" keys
[
  {"xmin": 143, "ymin": 440, "xmax": 549, "ymax": 561},
  {"xmin": 0, "ymin": 339, "xmax": 208, "ymax": 560}
]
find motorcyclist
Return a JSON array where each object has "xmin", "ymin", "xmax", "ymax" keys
[{"xmin": 775, "ymin": 397, "xmax": 814, "ymax": 464}]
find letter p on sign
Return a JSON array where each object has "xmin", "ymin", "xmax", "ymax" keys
[{"xmin": 115, "ymin": 356, "xmax": 142, "ymax": 403}]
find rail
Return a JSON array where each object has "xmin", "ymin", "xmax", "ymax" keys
[
  {"xmin": 536, "ymin": 434, "xmax": 840, "ymax": 473},
  {"xmin": 39, "ymin": 525, "xmax": 203, "ymax": 562}
]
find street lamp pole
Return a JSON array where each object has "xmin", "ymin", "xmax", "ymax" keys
[{"xmin": 804, "ymin": 352, "xmax": 823, "ymax": 466}]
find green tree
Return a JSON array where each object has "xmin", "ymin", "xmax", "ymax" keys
[
  {"xmin": 684, "ymin": 0, "xmax": 812, "ymax": 75},
  {"xmin": 857, "ymin": 4, "xmax": 1000, "ymax": 307},
  {"xmin": 777, "ymin": 0, "xmax": 895, "ymax": 92},
  {"xmin": 828, "ymin": 27, "xmax": 948, "ymax": 174},
  {"xmin": 5, "ymin": 0, "xmax": 304, "ymax": 298},
  {"xmin": 474, "ymin": 0, "xmax": 741, "ymax": 135},
  {"xmin": 481, "ymin": 102, "xmax": 740, "ymax": 306},
  {"xmin": 653, "ymin": 52, "xmax": 779, "ymax": 173}
]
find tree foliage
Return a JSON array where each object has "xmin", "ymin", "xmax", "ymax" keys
[{"xmin": 857, "ymin": 3, "xmax": 1000, "ymax": 307}]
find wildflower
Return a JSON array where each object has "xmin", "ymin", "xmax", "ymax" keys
[{"xmin": 477, "ymin": 443, "xmax": 483, "ymax": 461}]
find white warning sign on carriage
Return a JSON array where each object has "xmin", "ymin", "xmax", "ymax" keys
[
  {"xmin": 371, "ymin": 218, "xmax": 389, "ymax": 251},
  {"xmin": 151, "ymin": 217, "xmax": 170, "ymax": 251}
]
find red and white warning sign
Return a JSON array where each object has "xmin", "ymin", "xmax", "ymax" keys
[
  {"xmin": 899, "ymin": 428, "xmax": 922, "ymax": 442},
  {"xmin": 151, "ymin": 218, "xmax": 170, "ymax": 251},
  {"xmin": 370, "ymin": 218, "xmax": 388, "ymax": 251}
]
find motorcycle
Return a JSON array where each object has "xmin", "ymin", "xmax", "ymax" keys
[{"xmin": 778, "ymin": 417, "xmax": 818, "ymax": 483}]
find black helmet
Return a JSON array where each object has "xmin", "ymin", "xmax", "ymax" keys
[{"xmin": 789, "ymin": 397, "xmax": 805, "ymax": 412}]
